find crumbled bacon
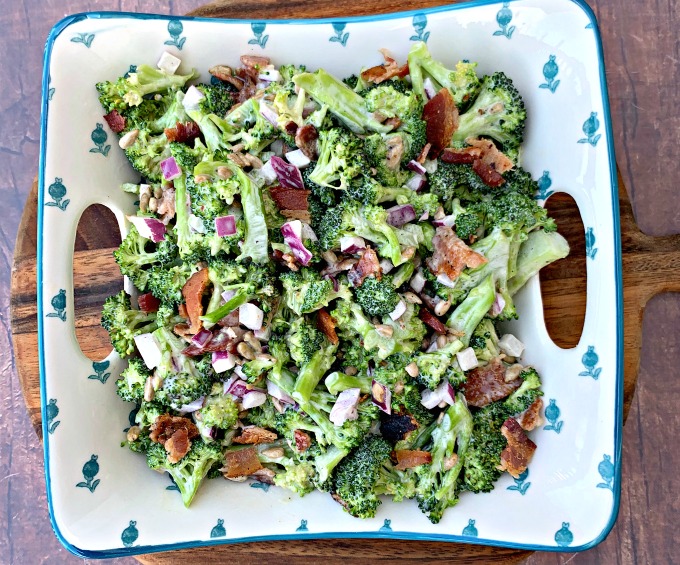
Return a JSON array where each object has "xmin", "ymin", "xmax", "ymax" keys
[
  {"xmin": 347, "ymin": 247, "xmax": 381, "ymax": 287},
  {"xmin": 417, "ymin": 142, "xmax": 432, "ymax": 164},
  {"xmin": 178, "ymin": 303, "xmax": 188, "ymax": 319},
  {"xmin": 137, "ymin": 292, "xmax": 160, "ymax": 313},
  {"xmin": 103, "ymin": 110, "xmax": 126, "ymax": 133},
  {"xmin": 149, "ymin": 414, "xmax": 200, "ymax": 445},
  {"xmin": 440, "ymin": 146, "xmax": 480, "ymax": 165},
  {"xmin": 360, "ymin": 54, "xmax": 409, "ymax": 85},
  {"xmin": 426, "ymin": 226, "xmax": 488, "ymax": 281},
  {"xmin": 419, "ymin": 308, "xmax": 448, "ymax": 334},
  {"xmin": 499, "ymin": 417, "xmax": 537, "ymax": 478},
  {"xmin": 394, "ymin": 449, "xmax": 432, "ymax": 470},
  {"xmin": 181, "ymin": 268, "xmax": 211, "ymax": 334},
  {"xmin": 461, "ymin": 360, "xmax": 522, "ymax": 407},
  {"xmin": 473, "ymin": 159, "xmax": 505, "ymax": 188},
  {"xmin": 294, "ymin": 429, "xmax": 312, "ymax": 453},
  {"xmin": 317, "ymin": 308, "xmax": 339, "ymax": 345},
  {"xmin": 233, "ymin": 426, "xmax": 278, "ymax": 445},
  {"xmin": 164, "ymin": 121, "xmax": 201, "ymax": 145},
  {"xmin": 516, "ymin": 398, "xmax": 544, "ymax": 431},
  {"xmin": 222, "ymin": 447, "xmax": 262, "ymax": 479},
  {"xmin": 295, "ymin": 124, "xmax": 319, "ymax": 160},
  {"xmin": 269, "ymin": 186, "xmax": 310, "ymax": 211},
  {"xmin": 164, "ymin": 428, "xmax": 192, "ymax": 464},
  {"xmin": 467, "ymin": 138, "xmax": 514, "ymax": 174},
  {"xmin": 240, "ymin": 55, "xmax": 271, "ymax": 69},
  {"xmin": 422, "ymin": 89, "xmax": 459, "ymax": 155}
]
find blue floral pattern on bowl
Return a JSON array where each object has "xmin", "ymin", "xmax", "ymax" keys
[
  {"xmin": 248, "ymin": 23, "xmax": 269, "ymax": 49},
  {"xmin": 462, "ymin": 519, "xmax": 478, "ymax": 537},
  {"xmin": 579, "ymin": 345, "xmax": 602, "ymax": 380},
  {"xmin": 539, "ymin": 55, "xmax": 560, "ymax": 93},
  {"xmin": 165, "ymin": 20, "xmax": 186, "ymax": 50},
  {"xmin": 90, "ymin": 123, "xmax": 111, "ymax": 156},
  {"xmin": 296, "ymin": 519, "xmax": 308, "ymax": 532},
  {"xmin": 210, "ymin": 519, "xmax": 226, "ymax": 538},
  {"xmin": 379, "ymin": 519, "xmax": 392, "ymax": 531},
  {"xmin": 46, "ymin": 398, "xmax": 60, "ymax": 434},
  {"xmin": 121, "ymin": 520, "xmax": 139, "ymax": 547},
  {"xmin": 76, "ymin": 454, "xmax": 101, "ymax": 493},
  {"xmin": 46, "ymin": 289, "xmax": 67, "ymax": 321},
  {"xmin": 250, "ymin": 481, "xmax": 271, "ymax": 492},
  {"xmin": 554, "ymin": 522, "xmax": 573, "ymax": 547},
  {"xmin": 535, "ymin": 170, "xmax": 554, "ymax": 200},
  {"xmin": 46, "ymin": 177, "xmax": 70, "ymax": 210},
  {"xmin": 88, "ymin": 360, "xmax": 111, "ymax": 383},
  {"xmin": 329, "ymin": 23, "xmax": 349, "ymax": 47},
  {"xmin": 506, "ymin": 468, "xmax": 531, "ymax": 495},
  {"xmin": 596, "ymin": 454, "xmax": 615, "ymax": 491},
  {"xmin": 578, "ymin": 112, "xmax": 601, "ymax": 146},
  {"xmin": 585, "ymin": 227, "xmax": 598, "ymax": 259},
  {"xmin": 410, "ymin": 14, "xmax": 430, "ymax": 43},
  {"xmin": 71, "ymin": 32, "xmax": 95, "ymax": 48},
  {"xmin": 493, "ymin": 3, "xmax": 516, "ymax": 39},
  {"xmin": 544, "ymin": 399, "xmax": 564, "ymax": 433}
]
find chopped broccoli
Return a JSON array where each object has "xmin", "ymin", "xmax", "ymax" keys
[
  {"xmin": 354, "ymin": 275, "xmax": 400, "ymax": 317},
  {"xmin": 198, "ymin": 383, "xmax": 239, "ymax": 430},
  {"xmin": 308, "ymin": 128, "xmax": 366, "ymax": 191},
  {"xmin": 280, "ymin": 267, "xmax": 351, "ymax": 315},
  {"xmin": 101, "ymin": 291, "xmax": 159, "ymax": 357},
  {"xmin": 116, "ymin": 358, "xmax": 150, "ymax": 402},
  {"xmin": 469, "ymin": 318, "xmax": 501, "ymax": 363}
]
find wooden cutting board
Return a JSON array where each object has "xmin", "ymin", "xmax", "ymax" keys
[{"xmin": 10, "ymin": 0, "xmax": 680, "ymax": 562}]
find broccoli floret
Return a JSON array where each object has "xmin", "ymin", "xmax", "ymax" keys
[
  {"xmin": 289, "ymin": 327, "xmax": 338, "ymax": 403},
  {"xmin": 134, "ymin": 400, "xmax": 167, "ymax": 430},
  {"xmin": 280, "ymin": 267, "xmax": 351, "ymax": 315},
  {"xmin": 212, "ymin": 97, "xmax": 277, "ymax": 153},
  {"xmin": 446, "ymin": 275, "xmax": 497, "ymax": 345},
  {"xmin": 363, "ymin": 84, "xmax": 421, "ymax": 120},
  {"xmin": 124, "ymin": 129, "xmax": 172, "ymax": 182},
  {"xmin": 363, "ymin": 133, "xmax": 411, "ymax": 188},
  {"xmin": 338, "ymin": 340, "xmax": 372, "ymax": 375},
  {"xmin": 346, "ymin": 175, "xmax": 412, "ymax": 206},
  {"xmin": 414, "ymin": 396, "xmax": 473, "ymax": 523},
  {"xmin": 469, "ymin": 318, "xmax": 501, "ymax": 363},
  {"xmin": 324, "ymin": 371, "xmax": 372, "ymax": 396},
  {"xmin": 286, "ymin": 318, "xmax": 325, "ymax": 366},
  {"xmin": 330, "ymin": 435, "xmax": 393, "ymax": 518},
  {"xmin": 273, "ymin": 459, "xmax": 317, "ymax": 496},
  {"xmin": 197, "ymin": 82, "xmax": 235, "ymax": 117},
  {"xmin": 146, "ymin": 438, "xmax": 222, "ymax": 507},
  {"xmin": 407, "ymin": 42, "xmax": 481, "ymax": 109},
  {"xmin": 308, "ymin": 128, "xmax": 366, "ymax": 191},
  {"xmin": 101, "ymin": 291, "xmax": 159, "ymax": 357},
  {"xmin": 452, "ymin": 72, "xmax": 526, "ymax": 161},
  {"xmin": 429, "ymin": 161, "xmax": 490, "ymax": 206},
  {"xmin": 354, "ymin": 275, "xmax": 400, "ymax": 317},
  {"xmin": 197, "ymin": 384, "xmax": 239, "ymax": 431},
  {"xmin": 116, "ymin": 358, "xmax": 150, "ymax": 402},
  {"xmin": 169, "ymin": 140, "xmax": 209, "ymax": 171},
  {"xmin": 413, "ymin": 339, "xmax": 465, "ymax": 390},
  {"xmin": 508, "ymin": 229, "xmax": 570, "ymax": 296},
  {"xmin": 146, "ymin": 263, "xmax": 195, "ymax": 306}
]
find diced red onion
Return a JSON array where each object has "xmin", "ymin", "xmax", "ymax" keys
[
  {"xmin": 421, "ymin": 380, "xmax": 456, "ymax": 409},
  {"xmin": 423, "ymin": 78, "xmax": 437, "ymax": 100},
  {"xmin": 182, "ymin": 85, "xmax": 206, "ymax": 111},
  {"xmin": 242, "ymin": 390, "xmax": 267, "ymax": 409},
  {"xmin": 285, "ymin": 149, "xmax": 311, "ymax": 169},
  {"xmin": 212, "ymin": 351, "xmax": 236, "ymax": 373},
  {"xmin": 419, "ymin": 212, "xmax": 429, "ymax": 221},
  {"xmin": 260, "ymin": 159, "xmax": 278, "ymax": 184},
  {"xmin": 266, "ymin": 379, "xmax": 296, "ymax": 405},
  {"xmin": 178, "ymin": 396, "xmax": 205, "ymax": 414},
  {"xmin": 188, "ymin": 213, "xmax": 206, "ymax": 234},
  {"xmin": 386, "ymin": 204, "xmax": 417, "ymax": 227},
  {"xmin": 134, "ymin": 333, "xmax": 161, "ymax": 369},
  {"xmin": 157, "ymin": 51, "xmax": 181, "ymax": 75},
  {"xmin": 437, "ymin": 273, "xmax": 456, "ymax": 289},
  {"xmin": 224, "ymin": 375, "xmax": 249, "ymax": 398},
  {"xmin": 407, "ymin": 160, "xmax": 427, "ymax": 175},
  {"xmin": 127, "ymin": 216, "xmax": 166, "ymax": 243},
  {"xmin": 324, "ymin": 274, "xmax": 339, "ymax": 292},
  {"xmin": 281, "ymin": 220, "xmax": 313, "ymax": 266},
  {"xmin": 371, "ymin": 380, "xmax": 392, "ymax": 415},
  {"xmin": 489, "ymin": 293, "xmax": 506, "ymax": 317},
  {"xmin": 160, "ymin": 156, "xmax": 182, "ymax": 181},
  {"xmin": 379, "ymin": 259, "xmax": 394, "ymax": 274},
  {"xmin": 405, "ymin": 174, "xmax": 426, "ymax": 192},
  {"xmin": 239, "ymin": 303, "xmax": 264, "ymax": 331},
  {"xmin": 198, "ymin": 425, "xmax": 216, "ymax": 441},
  {"xmin": 191, "ymin": 328, "xmax": 213, "ymax": 350},
  {"xmin": 215, "ymin": 215, "xmax": 237, "ymax": 237},
  {"xmin": 329, "ymin": 388, "xmax": 360, "ymax": 426},
  {"xmin": 410, "ymin": 270, "xmax": 426, "ymax": 293},
  {"xmin": 258, "ymin": 69, "xmax": 281, "ymax": 83},
  {"xmin": 340, "ymin": 236, "xmax": 366, "ymax": 254},
  {"xmin": 499, "ymin": 334, "xmax": 525, "ymax": 357},
  {"xmin": 432, "ymin": 214, "xmax": 457, "ymax": 228},
  {"xmin": 389, "ymin": 300, "xmax": 407, "ymax": 321},
  {"xmin": 259, "ymin": 103, "xmax": 279, "ymax": 127},
  {"xmin": 221, "ymin": 289, "xmax": 236, "ymax": 303},
  {"xmin": 270, "ymin": 155, "xmax": 305, "ymax": 190}
]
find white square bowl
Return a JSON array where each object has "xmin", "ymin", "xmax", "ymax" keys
[{"xmin": 37, "ymin": 0, "xmax": 622, "ymax": 557}]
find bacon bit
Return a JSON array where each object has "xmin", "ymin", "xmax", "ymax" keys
[
  {"xmin": 426, "ymin": 226, "xmax": 488, "ymax": 281},
  {"xmin": 347, "ymin": 247, "xmax": 381, "ymax": 287},
  {"xmin": 317, "ymin": 309, "xmax": 339, "ymax": 345},
  {"xmin": 222, "ymin": 447, "xmax": 262, "ymax": 479},
  {"xmin": 235, "ymin": 68, "xmax": 258, "ymax": 103},
  {"xmin": 233, "ymin": 426, "xmax": 278, "ymax": 445},
  {"xmin": 294, "ymin": 429, "xmax": 312, "ymax": 453},
  {"xmin": 473, "ymin": 159, "xmax": 505, "ymax": 188},
  {"xmin": 209, "ymin": 65, "xmax": 247, "ymax": 94},
  {"xmin": 181, "ymin": 268, "xmax": 210, "ymax": 334},
  {"xmin": 384, "ymin": 116, "xmax": 402, "ymax": 130},
  {"xmin": 419, "ymin": 308, "xmax": 448, "ymax": 335},
  {"xmin": 417, "ymin": 142, "xmax": 432, "ymax": 164},
  {"xmin": 295, "ymin": 124, "xmax": 319, "ymax": 160},
  {"xmin": 164, "ymin": 428, "xmax": 192, "ymax": 464},
  {"xmin": 440, "ymin": 146, "xmax": 481, "ymax": 165},
  {"xmin": 165, "ymin": 121, "xmax": 201, "ymax": 145},
  {"xmin": 281, "ymin": 209, "xmax": 312, "ymax": 223},
  {"xmin": 422, "ymin": 89, "xmax": 459, "ymax": 155},
  {"xmin": 150, "ymin": 414, "xmax": 200, "ymax": 445},
  {"xmin": 103, "ymin": 110, "xmax": 126, "ymax": 133},
  {"xmin": 284, "ymin": 121, "xmax": 299, "ymax": 136},
  {"xmin": 360, "ymin": 50, "xmax": 409, "ymax": 85},
  {"xmin": 516, "ymin": 398, "xmax": 544, "ymax": 431},
  {"xmin": 240, "ymin": 55, "xmax": 271, "ymax": 69},
  {"xmin": 499, "ymin": 417, "xmax": 537, "ymax": 478},
  {"xmin": 178, "ymin": 303, "xmax": 188, "ymax": 319},
  {"xmin": 269, "ymin": 186, "xmax": 310, "ymax": 211},
  {"xmin": 467, "ymin": 138, "xmax": 514, "ymax": 174},
  {"xmin": 461, "ymin": 359, "xmax": 522, "ymax": 407},
  {"xmin": 380, "ymin": 413, "xmax": 418, "ymax": 442},
  {"xmin": 174, "ymin": 323, "xmax": 192, "ymax": 339},
  {"xmin": 394, "ymin": 449, "xmax": 432, "ymax": 470},
  {"xmin": 138, "ymin": 292, "xmax": 160, "ymax": 313}
]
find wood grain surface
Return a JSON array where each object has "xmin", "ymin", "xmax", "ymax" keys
[{"xmin": 2, "ymin": 0, "xmax": 679, "ymax": 564}]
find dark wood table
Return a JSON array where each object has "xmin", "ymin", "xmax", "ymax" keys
[{"xmin": 2, "ymin": 0, "xmax": 679, "ymax": 563}]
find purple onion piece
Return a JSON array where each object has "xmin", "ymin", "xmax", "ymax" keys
[
  {"xmin": 215, "ymin": 215, "xmax": 237, "ymax": 237},
  {"xmin": 178, "ymin": 396, "xmax": 205, "ymax": 414},
  {"xmin": 270, "ymin": 155, "xmax": 305, "ymax": 190},
  {"xmin": 405, "ymin": 174, "xmax": 426, "ymax": 192},
  {"xmin": 371, "ymin": 380, "xmax": 392, "ymax": 415},
  {"xmin": 127, "ymin": 216, "xmax": 166, "ymax": 243},
  {"xmin": 409, "ymin": 270, "xmax": 426, "ymax": 293},
  {"xmin": 386, "ymin": 204, "xmax": 417, "ymax": 227},
  {"xmin": 281, "ymin": 221, "xmax": 313, "ymax": 266},
  {"xmin": 329, "ymin": 388, "xmax": 361, "ymax": 426},
  {"xmin": 242, "ymin": 390, "xmax": 267, "ymax": 409},
  {"xmin": 489, "ymin": 293, "xmax": 506, "ymax": 317},
  {"xmin": 259, "ymin": 103, "xmax": 279, "ymax": 127},
  {"xmin": 160, "ymin": 156, "xmax": 182, "ymax": 181},
  {"xmin": 423, "ymin": 77, "xmax": 437, "ymax": 100},
  {"xmin": 432, "ymin": 215, "xmax": 457, "ymax": 228},
  {"xmin": 266, "ymin": 379, "xmax": 296, "ymax": 405},
  {"xmin": 340, "ymin": 236, "xmax": 366, "ymax": 254},
  {"xmin": 285, "ymin": 149, "xmax": 311, "ymax": 169},
  {"xmin": 191, "ymin": 328, "xmax": 213, "ymax": 349},
  {"xmin": 407, "ymin": 160, "xmax": 427, "ymax": 175},
  {"xmin": 212, "ymin": 351, "xmax": 236, "ymax": 373},
  {"xmin": 224, "ymin": 376, "xmax": 250, "ymax": 398}
]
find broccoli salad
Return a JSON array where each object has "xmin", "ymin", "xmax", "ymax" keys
[{"xmin": 99, "ymin": 43, "xmax": 569, "ymax": 523}]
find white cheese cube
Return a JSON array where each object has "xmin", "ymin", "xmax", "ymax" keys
[
  {"xmin": 499, "ymin": 334, "xmax": 525, "ymax": 357},
  {"xmin": 157, "ymin": 51, "xmax": 181, "ymax": 75},
  {"xmin": 456, "ymin": 347, "xmax": 479, "ymax": 372}
]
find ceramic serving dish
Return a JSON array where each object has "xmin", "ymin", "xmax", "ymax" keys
[{"xmin": 37, "ymin": 0, "xmax": 622, "ymax": 557}]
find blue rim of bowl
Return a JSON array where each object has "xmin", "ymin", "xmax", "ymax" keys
[{"xmin": 37, "ymin": 0, "xmax": 623, "ymax": 558}]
